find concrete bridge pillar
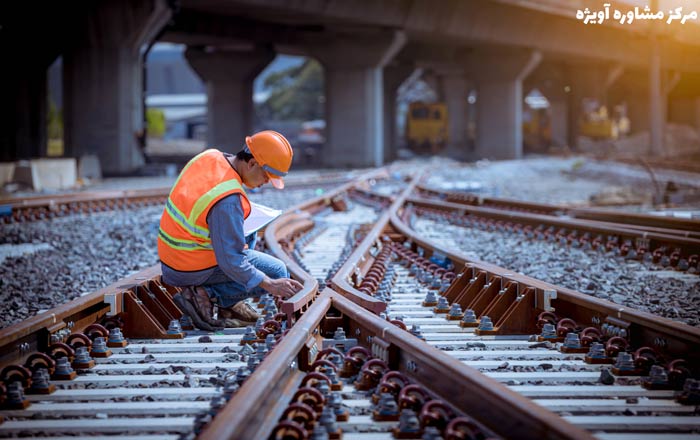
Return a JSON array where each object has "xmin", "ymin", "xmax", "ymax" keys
[
  {"xmin": 308, "ymin": 31, "xmax": 406, "ymax": 167},
  {"xmin": 440, "ymin": 71, "xmax": 470, "ymax": 155},
  {"xmin": 566, "ymin": 65, "xmax": 612, "ymax": 148},
  {"xmin": 0, "ymin": 2, "xmax": 68, "ymax": 163},
  {"xmin": 185, "ymin": 47, "xmax": 275, "ymax": 152},
  {"xmin": 383, "ymin": 64, "xmax": 414, "ymax": 163},
  {"xmin": 470, "ymin": 50, "xmax": 542, "ymax": 160},
  {"xmin": 0, "ymin": 64, "xmax": 48, "ymax": 161},
  {"xmin": 528, "ymin": 78, "xmax": 568, "ymax": 149},
  {"xmin": 668, "ymin": 96, "xmax": 700, "ymax": 131},
  {"xmin": 649, "ymin": 35, "xmax": 664, "ymax": 156},
  {"xmin": 62, "ymin": 0, "xmax": 171, "ymax": 175},
  {"xmin": 609, "ymin": 69, "xmax": 678, "ymax": 153}
]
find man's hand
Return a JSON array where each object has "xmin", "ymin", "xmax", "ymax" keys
[{"xmin": 259, "ymin": 277, "xmax": 304, "ymax": 299}]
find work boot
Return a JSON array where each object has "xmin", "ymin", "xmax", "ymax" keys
[
  {"xmin": 173, "ymin": 287, "xmax": 223, "ymax": 332},
  {"xmin": 219, "ymin": 317, "xmax": 252, "ymax": 328},
  {"xmin": 190, "ymin": 286, "xmax": 215, "ymax": 318},
  {"xmin": 219, "ymin": 300, "xmax": 261, "ymax": 323}
]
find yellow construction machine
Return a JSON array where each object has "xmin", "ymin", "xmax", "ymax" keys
[
  {"xmin": 579, "ymin": 105, "xmax": 630, "ymax": 140},
  {"xmin": 405, "ymin": 102, "xmax": 448, "ymax": 154}
]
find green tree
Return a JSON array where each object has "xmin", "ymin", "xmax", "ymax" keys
[{"xmin": 258, "ymin": 59, "xmax": 324, "ymax": 121}]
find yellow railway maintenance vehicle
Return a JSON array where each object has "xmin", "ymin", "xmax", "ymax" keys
[{"xmin": 405, "ymin": 102, "xmax": 449, "ymax": 154}]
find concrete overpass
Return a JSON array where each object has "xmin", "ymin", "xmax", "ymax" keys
[{"xmin": 2, "ymin": 0, "xmax": 699, "ymax": 173}]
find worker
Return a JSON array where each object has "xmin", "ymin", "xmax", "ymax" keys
[{"xmin": 158, "ymin": 130, "xmax": 303, "ymax": 331}]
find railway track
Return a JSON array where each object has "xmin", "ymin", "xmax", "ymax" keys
[
  {"xmin": 402, "ymin": 186, "xmax": 700, "ymax": 326},
  {"xmin": 411, "ymin": 187, "xmax": 700, "ymax": 274},
  {"xmin": 416, "ymin": 185, "xmax": 700, "ymax": 237},
  {"xmin": 0, "ymin": 167, "xmax": 698, "ymax": 439},
  {"xmin": 0, "ymin": 172, "xmax": 355, "ymax": 224},
  {"xmin": 326, "ymin": 180, "xmax": 700, "ymax": 439}
]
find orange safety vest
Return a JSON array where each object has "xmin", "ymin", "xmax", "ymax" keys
[{"xmin": 157, "ymin": 149, "xmax": 251, "ymax": 271}]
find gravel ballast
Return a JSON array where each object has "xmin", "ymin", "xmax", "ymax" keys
[
  {"xmin": 410, "ymin": 216, "xmax": 700, "ymax": 327},
  {"xmin": 0, "ymin": 185, "xmax": 337, "ymax": 329}
]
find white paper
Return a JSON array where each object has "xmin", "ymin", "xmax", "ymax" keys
[{"xmin": 244, "ymin": 202, "xmax": 282, "ymax": 236}]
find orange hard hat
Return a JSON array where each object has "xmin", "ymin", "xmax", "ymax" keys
[{"xmin": 244, "ymin": 130, "xmax": 293, "ymax": 189}]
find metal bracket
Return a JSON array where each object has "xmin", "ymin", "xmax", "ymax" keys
[
  {"xmin": 104, "ymin": 292, "xmax": 122, "ymax": 316},
  {"xmin": 635, "ymin": 236, "xmax": 650, "ymax": 251},
  {"xmin": 354, "ymin": 267, "xmax": 363, "ymax": 285},
  {"xmin": 537, "ymin": 289, "xmax": 557, "ymax": 312}
]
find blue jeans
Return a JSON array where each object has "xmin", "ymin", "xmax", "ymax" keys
[{"xmin": 202, "ymin": 249, "xmax": 289, "ymax": 308}]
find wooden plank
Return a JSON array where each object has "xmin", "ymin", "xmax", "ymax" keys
[
  {"xmin": 26, "ymin": 387, "xmax": 219, "ymax": 401},
  {"xmin": 0, "ymin": 417, "xmax": 195, "ymax": 434},
  {"xmin": 0, "ymin": 401, "xmax": 210, "ymax": 417},
  {"xmin": 563, "ymin": 416, "xmax": 700, "ymax": 430}
]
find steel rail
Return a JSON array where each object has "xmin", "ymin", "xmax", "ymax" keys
[
  {"xmin": 0, "ymin": 265, "xmax": 162, "ymax": 368},
  {"xmin": 417, "ymin": 184, "xmax": 700, "ymax": 235},
  {"xmin": 319, "ymin": 195, "xmax": 699, "ymax": 437},
  {"xmin": 328, "ymin": 173, "xmax": 421, "ymax": 314},
  {"xmin": 0, "ymin": 173, "xmax": 355, "ymax": 223},
  {"xmin": 199, "ymin": 292, "xmax": 332, "ymax": 440},
  {"xmin": 202, "ymin": 289, "xmax": 593, "ymax": 440},
  {"xmin": 266, "ymin": 168, "xmax": 392, "ymax": 321},
  {"xmin": 389, "ymin": 203, "xmax": 700, "ymax": 365},
  {"xmin": 0, "ymin": 169, "xmax": 397, "ymax": 438},
  {"xmin": 0, "ymin": 169, "xmax": 385, "ymax": 368},
  {"xmin": 406, "ymin": 195, "xmax": 700, "ymax": 266}
]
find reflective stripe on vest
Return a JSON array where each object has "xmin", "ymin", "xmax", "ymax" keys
[
  {"xmin": 157, "ymin": 149, "xmax": 251, "ymax": 271},
  {"xmin": 158, "ymin": 228, "xmax": 213, "ymax": 251}
]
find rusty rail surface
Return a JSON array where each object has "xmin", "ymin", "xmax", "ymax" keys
[
  {"xmin": 389, "ymin": 202, "xmax": 700, "ymax": 367},
  {"xmin": 202, "ymin": 289, "xmax": 592, "ymax": 440},
  {"xmin": 0, "ymin": 188, "xmax": 170, "ymax": 223},
  {"xmin": 0, "ymin": 265, "xmax": 164, "ymax": 368},
  {"xmin": 0, "ymin": 168, "xmax": 389, "ymax": 369},
  {"xmin": 0, "ymin": 173, "xmax": 355, "ymax": 223},
  {"xmin": 407, "ymin": 195, "xmax": 700, "ymax": 269},
  {"xmin": 417, "ymin": 184, "xmax": 700, "ymax": 235},
  {"xmin": 328, "ymin": 174, "xmax": 420, "ymax": 314},
  {"xmin": 265, "ymin": 167, "xmax": 391, "ymax": 321},
  {"xmin": 2, "ymin": 165, "xmax": 697, "ymax": 438}
]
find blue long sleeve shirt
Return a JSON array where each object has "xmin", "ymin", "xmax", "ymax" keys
[{"xmin": 161, "ymin": 194, "xmax": 265, "ymax": 290}]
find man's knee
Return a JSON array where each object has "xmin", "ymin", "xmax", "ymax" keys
[
  {"xmin": 247, "ymin": 250, "xmax": 290, "ymax": 279},
  {"xmin": 269, "ymin": 258, "xmax": 289, "ymax": 279}
]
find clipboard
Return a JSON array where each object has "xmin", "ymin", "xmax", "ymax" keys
[{"xmin": 244, "ymin": 202, "xmax": 282, "ymax": 236}]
